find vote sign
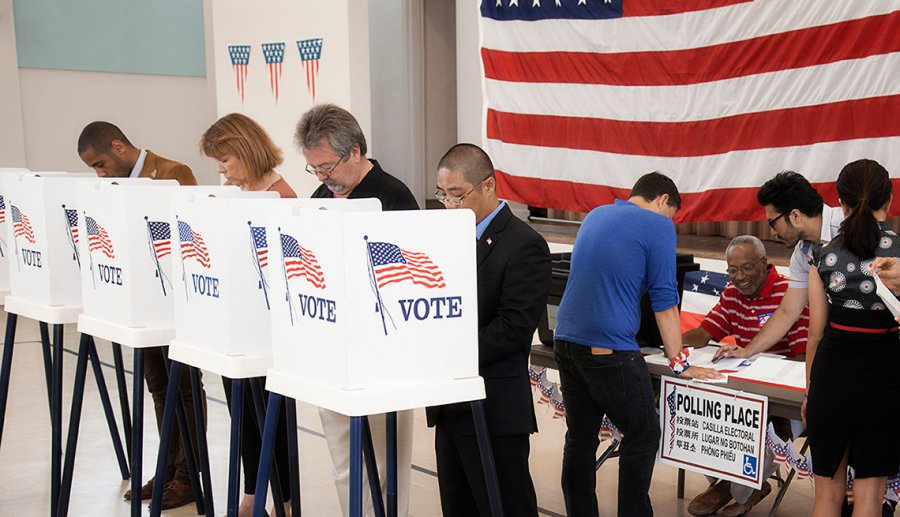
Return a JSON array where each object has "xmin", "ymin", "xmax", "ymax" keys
[
  {"xmin": 659, "ymin": 377, "xmax": 768, "ymax": 489},
  {"xmin": 269, "ymin": 208, "xmax": 477, "ymax": 392},
  {"xmin": 77, "ymin": 182, "xmax": 233, "ymax": 328},
  {"xmin": 2, "ymin": 173, "xmax": 120, "ymax": 306}
]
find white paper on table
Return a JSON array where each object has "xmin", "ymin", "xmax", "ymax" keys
[
  {"xmin": 873, "ymin": 273, "xmax": 900, "ymax": 318},
  {"xmin": 689, "ymin": 347, "xmax": 751, "ymax": 372},
  {"xmin": 729, "ymin": 356, "xmax": 806, "ymax": 390}
]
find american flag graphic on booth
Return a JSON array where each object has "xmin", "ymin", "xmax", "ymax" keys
[
  {"xmin": 281, "ymin": 233, "xmax": 325, "ymax": 289},
  {"xmin": 11, "ymin": 205, "xmax": 35, "ymax": 244},
  {"xmin": 85, "ymin": 216, "xmax": 115, "ymax": 258},
  {"xmin": 262, "ymin": 42, "xmax": 285, "ymax": 103},
  {"xmin": 480, "ymin": 2, "xmax": 900, "ymax": 222},
  {"xmin": 367, "ymin": 241, "xmax": 446, "ymax": 289},
  {"xmin": 148, "ymin": 221, "xmax": 172, "ymax": 259},
  {"xmin": 251, "ymin": 226, "xmax": 268, "ymax": 268},
  {"xmin": 64, "ymin": 208, "xmax": 79, "ymax": 244},
  {"xmin": 0, "ymin": 195, "xmax": 6, "ymax": 224},
  {"xmin": 297, "ymin": 38, "xmax": 323, "ymax": 101},
  {"xmin": 228, "ymin": 44, "xmax": 251, "ymax": 103},
  {"xmin": 178, "ymin": 220, "xmax": 211, "ymax": 268}
]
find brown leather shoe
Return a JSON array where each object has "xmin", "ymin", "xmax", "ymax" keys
[
  {"xmin": 688, "ymin": 480, "xmax": 733, "ymax": 516},
  {"xmin": 159, "ymin": 479, "xmax": 195, "ymax": 510},
  {"xmin": 720, "ymin": 481, "xmax": 771, "ymax": 517},
  {"xmin": 123, "ymin": 477, "xmax": 154, "ymax": 501}
]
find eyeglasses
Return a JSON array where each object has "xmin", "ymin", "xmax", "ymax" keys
[
  {"xmin": 726, "ymin": 263, "xmax": 762, "ymax": 277},
  {"xmin": 305, "ymin": 156, "xmax": 346, "ymax": 177},
  {"xmin": 434, "ymin": 176, "xmax": 491, "ymax": 207},
  {"xmin": 766, "ymin": 212, "xmax": 785, "ymax": 229}
]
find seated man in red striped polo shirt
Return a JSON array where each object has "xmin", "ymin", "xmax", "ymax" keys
[{"xmin": 682, "ymin": 235, "xmax": 808, "ymax": 517}]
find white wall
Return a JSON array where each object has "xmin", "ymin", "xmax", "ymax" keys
[
  {"xmin": 455, "ymin": 0, "xmax": 484, "ymax": 146},
  {"xmin": 2, "ymin": 0, "xmax": 219, "ymax": 184},
  {"xmin": 368, "ymin": 0, "xmax": 425, "ymax": 204},
  {"xmin": 18, "ymin": 69, "xmax": 216, "ymax": 182},
  {"xmin": 0, "ymin": 0, "xmax": 28, "ymax": 167},
  {"xmin": 209, "ymin": 0, "xmax": 373, "ymax": 197}
]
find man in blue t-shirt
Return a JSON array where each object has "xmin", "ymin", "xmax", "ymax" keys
[{"xmin": 554, "ymin": 172, "xmax": 721, "ymax": 517}]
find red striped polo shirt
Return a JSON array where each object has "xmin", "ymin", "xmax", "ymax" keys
[{"xmin": 700, "ymin": 266, "xmax": 808, "ymax": 356}]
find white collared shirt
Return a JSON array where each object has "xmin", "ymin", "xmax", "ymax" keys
[
  {"xmin": 788, "ymin": 203, "xmax": 844, "ymax": 289},
  {"xmin": 129, "ymin": 149, "xmax": 147, "ymax": 178}
]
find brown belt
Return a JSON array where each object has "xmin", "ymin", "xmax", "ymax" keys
[{"xmin": 590, "ymin": 347, "xmax": 614, "ymax": 355}]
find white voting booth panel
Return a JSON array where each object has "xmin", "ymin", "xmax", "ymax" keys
[
  {"xmin": 0, "ymin": 169, "xmax": 31, "ymax": 297},
  {"xmin": 267, "ymin": 209, "xmax": 483, "ymax": 415},
  {"xmin": 1, "ymin": 173, "xmax": 152, "ymax": 307},
  {"xmin": 76, "ymin": 184, "xmax": 238, "ymax": 343},
  {"xmin": 167, "ymin": 195, "xmax": 380, "ymax": 377}
]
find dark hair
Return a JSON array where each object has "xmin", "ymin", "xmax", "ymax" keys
[
  {"xmin": 836, "ymin": 159, "xmax": 891, "ymax": 260},
  {"xmin": 295, "ymin": 103, "xmax": 367, "ymax": 157},
  {"xmin": 77, "ymin": 121, "xmax": 133, "ymax": 154},
  {"xmin": 756, "ymin": 171, "xmax": 823, "ymax": 218},
  {"xmin": 629, "ymin": 172, "xmax": 681, "ymax": 209},
  {"xmin": 437, "ymin": 143, "xmax": 495, "ymax": 185}
]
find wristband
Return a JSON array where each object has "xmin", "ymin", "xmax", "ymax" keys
[{"xmin": 669, "ymin": 348, "xmax": 692, "ymax": 375}]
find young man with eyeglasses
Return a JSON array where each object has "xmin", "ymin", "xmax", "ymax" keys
[
  {"xmin": 297, "ymin": 103, "xmax": 418, "ymax": 211},
  {"xmin": 714, "ymin": 171, "xmax": 842, "ymax": 362},
  {"xmin": 294, "ymin": 103, "xmax": 419, "ymax": 517},
  {"xmin": 683, "ymin": 235, "xmax": 808, "ymax": 516},
  {"xmin": 427, "ymin": 143, "xmax": 551, "ymax": 516}
]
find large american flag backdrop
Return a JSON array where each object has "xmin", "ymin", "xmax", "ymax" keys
[{"xmin": 480, "ymin": 0, "xmax": 900, "ymax": 223}]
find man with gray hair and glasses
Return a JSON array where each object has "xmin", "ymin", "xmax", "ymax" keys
[
  {"xmin": 295, "ymin": 103, "xmax": 418, "ymax": 516},
  {"xmin": 298, "ymin": 103, "xmax": 418, "ymax": 210}
]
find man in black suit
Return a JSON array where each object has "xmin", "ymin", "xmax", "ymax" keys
[{"xmin": 427, "ymin": 143, "xmax": 551, "ymax": 516}]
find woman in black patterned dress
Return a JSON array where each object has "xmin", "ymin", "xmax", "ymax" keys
[{"xmin": 805, "ymin": 159, "xmax": 899, "ymax": 517}]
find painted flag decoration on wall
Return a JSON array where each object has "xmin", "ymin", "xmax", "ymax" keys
[
  {"xmin": 262, "ymin": 42, "xmax": 285, "ymax": 103},
  {"xmin": 297, "ymin": 38, "xmax": 324, "ymax": 101},
  {"xmin": 228, "ymin": 44, "xmax": 251, "ymax": 103},
  {"xmin": 0, "ymin": 196, "xmax": 6, "ymax": 224},
  {"xmin": 480, "ymin": 1, "xmax": 900, "ymax": 222}
]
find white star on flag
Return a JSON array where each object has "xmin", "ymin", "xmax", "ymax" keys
[
  {"xmin": 578, "ymin": 0, "xmax": 586, "ymax": 5},
  {"xmin": 692, "ymin": 284, "xmax": 699, "ymax": 292},
  {"xmin": 700, "ymin": 273, "xmax": 709, "ymax": 284},
  {"xmin": 510, "ymin": 0, "xmax": 519, "ymax": 6},
  {"xmin": 713, "ymin": 288, "xmax": 720, "ymax": 296},
  {"xmin": 533, "ymin": 0, "xmax": 540, "ymax": 6}
]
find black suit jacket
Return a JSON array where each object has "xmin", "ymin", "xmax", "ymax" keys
[{"xmin": 427, "ymin": 204, "xmax": 551, "ymax": 436}]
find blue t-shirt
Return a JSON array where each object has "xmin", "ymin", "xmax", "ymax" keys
[{"xmin": 555, "ymin": 199, "xmax": 679, "ymax": 350}]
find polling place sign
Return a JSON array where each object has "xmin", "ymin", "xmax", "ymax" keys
[{"xmin": 659, "ymin": 377, "xmax": 768, "ymax": 489}]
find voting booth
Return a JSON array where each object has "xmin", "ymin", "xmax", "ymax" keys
[
  {"xmin": 76, "ymin": 183, "xmax": 240, "ymax": 343},
  {"xmin": 167, "ymin": 195, "xmax": 380, "ymax": 378},
  {"xmin": 0, "ymin": 169, "xmax": 31, "ymax": 298},
  {"xmin": 0, "ymin": 173, "xmax": 153, "ymax": 309},
  {"xmin": 266, "ymin": 208, "xmax": 485, "ymax": 416}
]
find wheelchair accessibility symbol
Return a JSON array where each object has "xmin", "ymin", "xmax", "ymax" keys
[{"xmin": 742, "ymin": 454, "xmax": 758, "ymax": 478}]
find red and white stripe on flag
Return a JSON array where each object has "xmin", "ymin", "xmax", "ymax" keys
[{"xmin": 480, "ymin": 0, "xmax": 900, "ymax": 222}]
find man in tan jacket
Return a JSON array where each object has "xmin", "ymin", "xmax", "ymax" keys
[{"xmin": 77, "ymin": 121, "xmax": 203, "ymax": 510}]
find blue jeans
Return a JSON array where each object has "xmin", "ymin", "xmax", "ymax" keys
[{"xmin": 554, "ymin": 340, "xmax": 660, "ymax": 517}]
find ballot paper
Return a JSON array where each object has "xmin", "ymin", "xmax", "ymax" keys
[
  {"xmin": 729, "ymin": 356, "xmax": 806, "ymax": 391},
  {"xmin": 645, "ymin": 346, "xmax": 749, "ymax": 372},
  {"xmin": 873, "ymin": 272, "xmax": 900, "ymax": 318}
]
